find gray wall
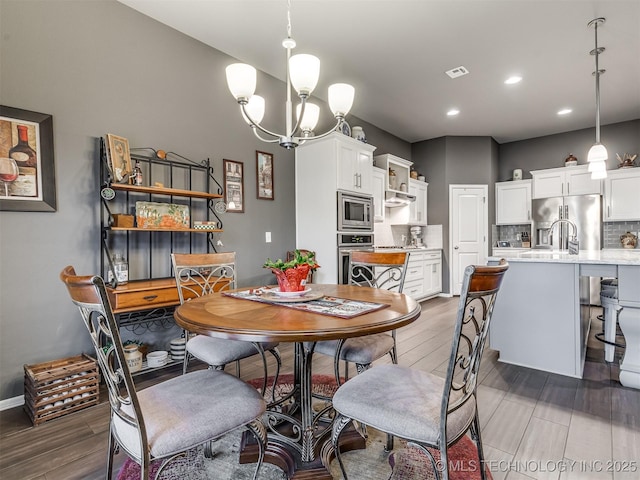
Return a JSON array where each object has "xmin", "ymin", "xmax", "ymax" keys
[
  {"xmin": 0, "ymin": 0, "xmax": 408, "ymax": 400},
  {"xmin": 498, "ymin": 120, "xmax": 640, "ymax": 181},
  {"xmin": 411, "ymin": 136, "xmax": 499, "ymax": 293}
]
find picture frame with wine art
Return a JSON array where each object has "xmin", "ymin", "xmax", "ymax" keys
[{"xmin": 0, "ymin": 105, "xmax": 56, "ymax": 212}]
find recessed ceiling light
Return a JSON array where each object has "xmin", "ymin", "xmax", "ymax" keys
[
  {"xmin": 557, "ymin": 108, "xmax": 573, "ymax": 115},
  {"xmin": 447, "ymin": 109, "xmax": 460, "ymax": 116},
  {"xmin": 504, "ymin": 76, "xmax": 522, "ymax": 85}
]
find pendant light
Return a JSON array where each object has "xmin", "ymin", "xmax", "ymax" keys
[{"xmin": 587, "ymin": 17, "xmax": 607, "ymax": 180}]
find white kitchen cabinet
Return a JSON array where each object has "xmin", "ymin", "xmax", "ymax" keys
[
  {"xmin": 495, "ymin": 180, "xmax": 531, "ymax": 225},
  {"xmin": 295, "ymin": 132, "xmax": 376, "ymax": 284},
  {"xmin": 531, "ymin": 165, "xmax": 601, "ymax": 199},
  {"xmin": 604, "ymin": 168, "xmax": 640, "ymax": 221},
  {"xmin": 403, "ymin": 250, "xmax": 442, "ymax": 301},
  {"xmin": 408, "ymin": 179, "xmax": 428, "ymax": 225},
  {"xmin": 336, "ymin": 138, "xmax": 374, "ymax": 195},
  {"xmin": 373, "ymin": 154, "xmax": 412, "ymax": 193},
  {"xmin": 372, "ymin": 167, "xmax": 386, "ymax": 222},
  {"xmin": 423, "ymin": 251, "xmax": 442, "ymax": 297}
]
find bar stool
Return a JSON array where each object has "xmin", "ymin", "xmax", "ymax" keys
[{"xmin": 598, "ymin": 279, "xmax": 624, "ymax": 363}]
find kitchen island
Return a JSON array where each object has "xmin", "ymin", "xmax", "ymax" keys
[{"xmin": 488, "ymin": 249, "xmax": 640, "ymax": 388}]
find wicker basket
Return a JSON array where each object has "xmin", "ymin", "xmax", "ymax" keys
[{"xmin": 24, "ymin": 354, "xmax": 100, "ymax": 426}]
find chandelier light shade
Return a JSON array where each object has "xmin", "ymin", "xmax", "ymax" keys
[
  {"xmin": 225, "ymin": 0, "xmax": 355, "ymax": 149},
  {"xmin": 289, "ymin": 54, "xmax": 320, "ymax": 95},
  {"xmin": 225, "ymin": 63, "xmax": 257, "ymax": 101},
  {"xmin": 586, "ymin": 17, "xmax": 607, "ymax": 179}
]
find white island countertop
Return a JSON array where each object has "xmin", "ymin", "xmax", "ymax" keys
[
  {"xmin": 489, "ymin": 248, "xmax": 640, "ymax": 265},
  {"xmin": 488, "ymin": 248, "xmax": 640, "ymax": 387}
]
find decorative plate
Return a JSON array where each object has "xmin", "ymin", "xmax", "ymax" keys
[
  {"xmin": 262, "ymin": 289, "xmax": 324, "ymax": 303},
  {"xmin": 337, "ymin": 120, "xmax": 351, "ymax": 137},
  {"xmin": 100, "ymin": 187, "xmax": 115, "ymax": 201},
  {"xmin": 214, "ymin": 201, "xmax": 227, "ymax": 214}
]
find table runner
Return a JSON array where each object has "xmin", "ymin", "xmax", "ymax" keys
[{"xmin": 223, "ymin": 289, "xmax": 389, "ymax": 319}]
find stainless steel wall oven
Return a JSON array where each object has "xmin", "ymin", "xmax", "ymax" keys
[{"xmin": 337, "ymin": 232, "xmax": 374, "ymax": 284}]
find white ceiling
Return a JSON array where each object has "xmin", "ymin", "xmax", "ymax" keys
[{"xmin": 118, "ymin": 0, "xmax": 640, "ymax": 144}]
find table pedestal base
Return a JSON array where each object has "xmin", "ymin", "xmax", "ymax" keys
[{"xmin": 239, "ymin": 425, "xmax": 366, "ymax": 479}]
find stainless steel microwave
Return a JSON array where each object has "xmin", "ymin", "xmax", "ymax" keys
[{"xmin": 337, "ymin": 191, "xmax": 373, "ymax": 231}]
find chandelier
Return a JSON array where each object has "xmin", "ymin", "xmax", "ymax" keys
[
  {"xmin": 587, "ymin": 17, "xmax": 607, "ymax": 180},
  {"xmin": 225, "ymin": 0, "xmax": 354, "ymax": 149}
]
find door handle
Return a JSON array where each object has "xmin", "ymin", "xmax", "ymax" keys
[{"xmin": 454, "ymin": 246, "xmax": 459, "ymax": 250}]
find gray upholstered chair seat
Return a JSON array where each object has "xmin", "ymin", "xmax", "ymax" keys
[
  {"xmin": 314, "ymin": 334, "xmax": 395, "ymax": 365},
  {"xmin": 187, "ymin": 335, "xmax": 278, "ymax": 367},
  {"xmin": 113, "ymin": 369, "xmax": 265, "ymax": 460},
  {"xmin": 333, "ymin": 364, "xmax": 476, "ymax": 444}
]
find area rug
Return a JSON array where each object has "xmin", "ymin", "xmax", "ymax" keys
[{"xmin": 116, "ymin": 374, "xmax": 492, "ymax": 480}]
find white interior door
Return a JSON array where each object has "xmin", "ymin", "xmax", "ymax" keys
[{"xmin": 450, "ymin": 185, "xmax": 488, "ymax": 295}]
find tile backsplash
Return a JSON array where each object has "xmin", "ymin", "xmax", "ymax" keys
[
  {"xmin": 492, "ymin": 225, "xmax": 532, "ymax": 247},
  {"xmin": 604, "ymin": 221, "xmax": 640, "ymax": 249},
  {"xmin": 493, "ymin": 221, "xmax": 639, "ymax": 249}
]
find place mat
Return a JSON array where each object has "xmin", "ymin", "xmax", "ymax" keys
[{"xmin": 223, "ymin": 288, "xmax": 389, "ymax": 319}]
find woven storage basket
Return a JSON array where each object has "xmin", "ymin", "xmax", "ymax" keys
[{"xmin": 24, "ymin": 354, "xmax": 99, "ymax": 426}]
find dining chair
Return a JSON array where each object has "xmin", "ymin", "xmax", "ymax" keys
[
  {"xmin": 171, "ymin": 252, "xmax": 281, "ymax": 398},
  {"xmin": 60, "ymin": 266, "xmax": 267, "ymax": 480},
  {"xmin": 314, "ymin": 250, "xmax": 409, "ymax": 386},
  {"xmin": 331, "ymin": 260, "xmax": 509, "ymax": 479}
]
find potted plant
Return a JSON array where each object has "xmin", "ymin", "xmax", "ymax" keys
[{"xmin": 263, "ymin": 250, "xmax": 320, "ymax": 292}]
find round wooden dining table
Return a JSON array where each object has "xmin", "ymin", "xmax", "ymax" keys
[{"xmin": 174, "ymin": 283, "xmax": 421, "ymax": 479}]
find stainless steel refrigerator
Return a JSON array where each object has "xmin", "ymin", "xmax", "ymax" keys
[
  {"xmin": 532, "ymin": 194, "xmax": 603, "ymax": 303},
  {"xmin": 532, "ymin": 194, "xmax": 602, "ymax": 251}
]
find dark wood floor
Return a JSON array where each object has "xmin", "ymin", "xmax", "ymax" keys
[{"xmin": 1, "ymin": 296, "xmax": 638, "ymax": 480}]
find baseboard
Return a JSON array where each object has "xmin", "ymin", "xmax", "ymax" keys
[
  {"xmin": 438, "ymin": 292, "xmax": 453, "ymax": 298},
  {"xmin": 0, "ymin": 395, "xmax": 24, "ymax": 411}
]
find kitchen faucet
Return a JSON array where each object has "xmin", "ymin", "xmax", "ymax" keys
[{"xmin": 549, "ymin": 218, "xmax": 579, "ymax": 254}]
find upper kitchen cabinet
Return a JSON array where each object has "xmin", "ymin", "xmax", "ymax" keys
[
  {"xmin": 333, "ymin": 134, "xmax": 376, "ymax": 195},
  {"xmin": 408, "ymin": 179, "xmax": 428, "ymax": 225},
  {"xmin": 603, "ymin": 168, "xmax": 640, "ymax": 221},
  {"xmin": 372, "ymin": 167, "xmax": 386, "ymax": 222},
  {"xmin": 373, "ymin": 154, "xmax": 411, "ymax": 194},
  {"xmin": 531, "ymin": 165, "xmax": 601, "ymax": 199},
  {"xmin": 496, "ymin": 179, "xmax": 531, "ymax": 225}
]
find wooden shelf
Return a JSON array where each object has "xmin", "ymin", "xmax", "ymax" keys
[
  {"xmin": 110, "ymin": 227, "xmax": 222, "ymax": 233},
  {"xmin": 111, "ymin": 183, "xmax": 222, "ymax": 200}
]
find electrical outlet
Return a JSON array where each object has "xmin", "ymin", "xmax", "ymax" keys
[{"xmin": 265, "ymin": 232, "xmax": 271, "ymax": 243}]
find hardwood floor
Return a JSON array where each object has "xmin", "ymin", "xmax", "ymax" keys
[{"xmin": 1, "ymin": 296, "xmax": 638, "ymax": 479}]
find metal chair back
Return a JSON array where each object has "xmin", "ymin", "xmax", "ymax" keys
[
  {"xmin": 59, "ymin": 266, "xmax": 148, "ymax": 467},
  {"xmin": 441, "ymin": 260, "xmax": 509, "ymax": 443},
  {"xmin": 171, "ymin": 252, "xmax": 236, "ymax": 303},
  {"xmin": 348, "ymin": 250, "xmax": 409, "ymax": 292}
]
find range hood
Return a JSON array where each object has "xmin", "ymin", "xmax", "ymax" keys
[{"xmin": 384, "ymin": 191, "xmax": 416, "ymax": 207}]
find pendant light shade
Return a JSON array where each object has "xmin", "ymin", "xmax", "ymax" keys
[{"xmin": 587, "ymin": 142, "xmax": 608, "ymax": 163}]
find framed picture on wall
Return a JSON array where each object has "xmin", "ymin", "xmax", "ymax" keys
[
  {"xmin": 256, "ymin": 150, "xmax": 274, "ymax": 200},
  {"xmin": 223, "ymin": 159, "xmax": 244, "ymax": 213},
  {"xmin": 105, "ymin": 133, "xmax": 132, "ymax": 184},
  {"xmin": 0, "ymin": 105, "xmax": 57, "ymax": 212}
]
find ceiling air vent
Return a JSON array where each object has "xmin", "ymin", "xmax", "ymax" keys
[{"xmin": 445, "ymin": 66, "xmax": 469, "ymax": 79}]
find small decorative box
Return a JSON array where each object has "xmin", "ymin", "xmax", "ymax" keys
[
  {"xmin": 135, "ymin": 201, "xmax": 190, "ymax": 229},
  {"xmin": 193, "ymin": 221, "xmax": 218, "ymax": 230}
]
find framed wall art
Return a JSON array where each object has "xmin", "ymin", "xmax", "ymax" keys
[
  {"xmin": 0, "ymin": 105, "xmax": 56, "ymax": 212},
  {"xmin": 256, "ymin": 150, "xmax": 274, "ymax": 200},
  {"xmin": 223, "ymin": 159, "xmax": 244, "ymax": 213},
  {"xmin": 105, "ymin": 133, "xmax": 132, "ymax": 184}
]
